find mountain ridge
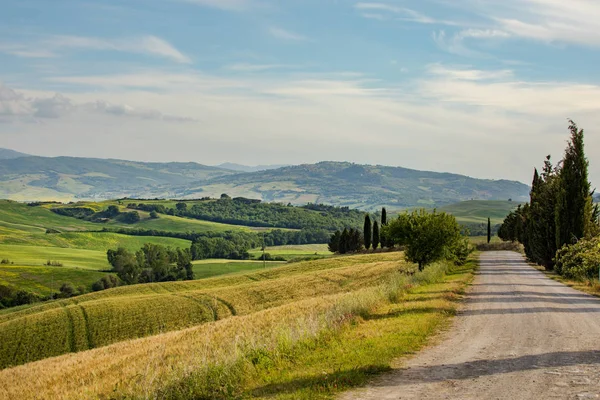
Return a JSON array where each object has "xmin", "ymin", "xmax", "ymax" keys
[{"xmin": 0, "ymin": 155, "xmax": 530, "ymax": 209}]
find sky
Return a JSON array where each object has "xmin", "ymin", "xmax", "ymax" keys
[{"xmin": 1, "ymin": 0, "xmax": 599, "ymax": 185}]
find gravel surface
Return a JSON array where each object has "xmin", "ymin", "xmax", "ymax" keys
[{"xmin": 340, "ymin": 251, "xmax": 600, "ymax": 400}]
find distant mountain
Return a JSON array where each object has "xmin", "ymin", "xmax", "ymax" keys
[
  {"xmin": 0, "ymin": 156, "xmax": 530, "ymax": 208},
  {"xmin": 217, "ymin": 162, "xmax": 289, "ymax": 173},
  {"xmin": 0, "ymin": 148, "xmax": 30, "ymax": 160},
  {"xmin": 0, "ymin": 156, "xmax": 233, "ymax": 201},
  {"xmin": 174, "ymin": 161, "xmax": 530, "ymax": 210}
]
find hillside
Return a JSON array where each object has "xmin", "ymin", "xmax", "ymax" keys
[
  {"xmin": 0, "ymin": 155, "xmax": 530, "ymax": 208},
  {"xmin": 0, "ymin": 148, "xmax": 29, "ymax": 160},
  {"xmin": 0, "ymin": 156, "xmax": 234, "ymax": 201},
  {"xmin": 439, "ymin": 200, "xmax": 520, "ymax": 225},
  {"xmin": 178, "ymin": 162, "xmax": 530, "ymax": 209},
  {"xmin": 216, "ymin": 162, "xmax": 288, "ymax": 172}
]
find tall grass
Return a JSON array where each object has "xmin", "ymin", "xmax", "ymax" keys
[
  {"xmin": 0, "ymin": 253, "xmax": 406, "ymax": 369},
  {"xmin": 0, "ymin": 257, "xmax": 470, "ymax": 400}
]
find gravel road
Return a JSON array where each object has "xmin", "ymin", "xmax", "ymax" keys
[{"xmin": 340, "ymin": 251, "xmax": 600, "ymax": 400}]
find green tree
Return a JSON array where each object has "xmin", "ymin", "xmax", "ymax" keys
[
  {"xmin": 487, "ymin": 217, "xmax": 491, "ymax": 244},
  {"xmin": 175, "ymin": 202, "xmax": 188, "ymax": 212},
  {"xmin": 381, "ymin": 207, "xmax": 387, "ymax": 226},
  {"xmin": 387, "ymin": 209, "xmax": 462, "ymax": 271},
  {"xmin": 328, "ymin": 230, "xmax": 341, "ymax": 253},
  {"xmin": 363, "ymin": 215, "xmax": 372, "ymax": 250},
  {"xmin": 555, "ymin": 120, "xmax": 593, "ymax": 248},
  {"xmin": 372, "ymin": 221, "xmax": 380, "ymax": 250},
  {"xmin": 339, "ymin": 228, "xmax": 349, "ymax": 254}
]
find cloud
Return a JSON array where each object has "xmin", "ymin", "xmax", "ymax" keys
[
  {"xmin": 225, "ymin": 63, "xmax": 296, "ymax": 72},
  {"xmin": 433, "ymin": 29, "xmax": 510, "ymax": 56},
  {"xmin": 180, "ymin": 0, "xmax": 251, "ymax": 11},
  {"xmin": 268, "ymin": 27, "xmax": 308, "ymax": 42},
  {"xmin": 0, "ymin": 83, "xmax": 195, "ymax": 123},
  {"xmin": 0, "ymin": 35, "xmax": 191, "ymax": 64},
  {"xmin": 354, "ymin": 2, "xmax": 458, "ymax": 25},
  {"xmin": 427, "ymin": 64, "xmax": 513, "ymax": 80}
]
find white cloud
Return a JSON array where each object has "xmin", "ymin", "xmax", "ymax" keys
[
  {"xmin": 225, "ymin": 63, "xmax": 296, "ymax": 72},
  {"xmin": 180, "ymin": 0, "xmax": 251, "ymax": 11},
  {"xmin": 0, "ymin": 83, "xmax": 195, "ymax": 123},
  {"xmin": 433, "ymin": 29, "xmax": 510, "ymax": 56},
  {"xmin": 268, "ymin": 27, "xmax": 308, "ymax": 42},
  {"xmin": 427, "ymin": 64, "xmax": 513, "ymax": 80},
  {"xmin": 354, "ymin": 2, "xmax": 458, "ymax": 25},
  {"xmin": 0, "ymin": 35, "xmax": 191, "ymax": 64}
]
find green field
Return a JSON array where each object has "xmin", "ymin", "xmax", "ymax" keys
[
  {"xmin": 438, "ymin": 200, "xmax": 520, "ymax": 225},
  {"xmin": 0, "ymin": 264, "xmax": 109, "ymax": 296},
  {"xmin": 248, "ymin": 244, "xmax": 332, "ymax": 260},
  {"xmin": 192, "ymin": 259, "xmax": 285, "ymax": 279}
]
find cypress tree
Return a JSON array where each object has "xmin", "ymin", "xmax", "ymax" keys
[
  {"xmin": 340, "ymin": 228, "xmax": 349, "ymax": 254},
  {"xmin": 381, "ymin": 207, "xmax": 388, "ymax": 247},
  {"xmin": 487, "ymin": 217, "xmax": 491, "ymax": 244},
  {"xmin": 364, "ymin": 215, "xmax": 372, "ymax": 250},
  {"xmin": 555, "ymin": 120, "xmax": 592, "ymax": 249},
  {"xmin": 372, "ymin": 221, "xmax": 380, "ymax": 250}
]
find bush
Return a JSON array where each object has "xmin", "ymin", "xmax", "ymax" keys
[
  {"xmin": 92, "ymin": 275, "xmax": 120, "ymax": 292},
  {"xmin": 1, "ymin": 259, "xmax": 11, "ymax": 265},
  {"xmin": 45, "ymin": 260, "xmax": 63, "ymax": 267},
  {"xmin": 149, "ymin": 211, "xmax": 159, "ymax": 219},
  {"xmin": 555, "ymin": 237, "xmax": 600, "ymax": 281},
  {"xmin": 119, "ymin": 211, "xmax": 140, "ymax": 224},
  {"xmin": 59, "ymin": 283, "xmax": 76, "ymax": 298}
]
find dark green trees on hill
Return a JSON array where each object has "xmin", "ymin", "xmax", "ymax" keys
[
  {"xmin": 107, "ymin": 244, "xmax": 194, "ymax": 285},
  {"xmin": 499, "ymin": 121, "xmax": 599, "ymax": 271},
  {"xmin": 328, "ymin": 228, "xmax": 363, "ymax": 254},
  {"xmin": 487, "ymin": 217, "xmax": 491, "ymax": 244},
  {"xmin": 363, "ymin": 215, "xmax": 372, "ymax": 250}
]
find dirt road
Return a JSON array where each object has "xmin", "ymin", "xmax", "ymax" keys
[{"xmin": 340, "ymin": 251, "xmax": 600, "ymax": 399}]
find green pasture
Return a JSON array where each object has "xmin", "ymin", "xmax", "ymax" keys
[
  {"xmin": 248, "ymin": 244, "xmax": 332, "ymax": 260},
  {"xmin": 439, "ymin": 200, "xmax": 519, "ymax": 225},
  {"xmin": 192, "ymin": 259, "xmax": 285, "ymax": 279}
]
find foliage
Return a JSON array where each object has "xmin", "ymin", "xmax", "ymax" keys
[
  {"xmin": 487, "ymin": 217, "xmax": 491, "ymax": 244},
  {"xmin": 107, "ymin": 244, "xmax": 194, "ymax": 284},
  {"xmin": 363, "ymin": 214, "xmax": 372, "ymax": 250},
  {"xmin": 372, "ymin": 221, "xmax": 380, "ymax": 250},
  {"xmin": 91, "ymin": 275, "xmax": 120, "ymax": 292},
  {"xmin": 330, "ymin": 228, "xmax": 363, "ymax": 254},
  {"xmin": 0, "ymin": 284, "xmax": 42, "ymax": 308},
  {"xmin": 386, "ymin": 209, "xmax": 465, "ymax": 270},
  {"xmin": 131, "ymin": 198, "xmax": 365, "ymax": 231},
  {"xmin": 554, "ymin": 237, "xmax": 600, "ymax": 281},
  {"xmin": 499, "ymin": 121, "xmax": 599, "ymax": 273}
]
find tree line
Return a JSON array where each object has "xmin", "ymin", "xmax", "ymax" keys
[
  {"xmin": 329, "ymin": 207, "xmax": 471, "ymax": 270},
  {"xmin": 499, "ymin": 121, "xmax": 600, "ymax": 276}
]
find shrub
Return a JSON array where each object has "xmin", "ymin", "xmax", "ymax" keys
[
  {"xmin": 92, "ymin": 275, "xmax": 120, "ymax": 292},
  {"xmin": 149, "ymin": 211, "xmax": 159, "ymax": 219},
  {"xmin": 555, "ymin": 237, "xmax": 600, "ymax": 281},
  {"xmin": 0, "ymin": 259, "xmax": 10, "ymax": 265},
  {"xmin": 45, "ymin": 260, "xmax": 63, "ymax": 267},
  {"xmin": 59, "ymin": 283, "xmax": 76, "ymax": 298}
]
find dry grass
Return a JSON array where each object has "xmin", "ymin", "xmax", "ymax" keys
[
  {"xmin": 0, "ymin": 253, "xmax": 409, "ymax": 369},
  {"xmin": 0, "ymin": 257, "xmax": 476, "ymax": 400}
]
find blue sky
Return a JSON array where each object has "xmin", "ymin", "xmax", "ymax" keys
[{"xmin": 1, "ymin": 0, "xmax": 599, "ymax": 185}]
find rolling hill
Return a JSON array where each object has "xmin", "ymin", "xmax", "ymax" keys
[
  {"xmin": 0, "ymin": 150, "xmax": 530, "ymax": 208},
  {"xmin": 0, "ymin": 149, "xmax": 29, "ymax": 160}
]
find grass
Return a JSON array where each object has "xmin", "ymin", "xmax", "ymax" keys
[
  {"xmin": 439, "ymin": 200, "xmax": 520, "ymax": 225},
  {"xmin": 0, "ymin": 231, "xmax": 190, "ymax": 252},
  {"xmin": 0, "ymin": 244, "xmax": 110, "ymax": 270},
  {"xmin": 0, "ymin": 200, "xmax": 97, "ymax": 234},
  {"xmin": 0, "ymin": 264, "xmax": 109, "ymax": 296},
  {"xmin": 249, "ymin": 244, "xmax": 332, "ymax": 261},
  {"xmin": 0, "ymin": 253, "xmax": 408, "ymax": 369},
  {"xmin": 0, "ymin": 255, "xmax": 476, "ymax": 399},
  {"xmin": 192, "ymin": 259, "xmax": 285, "ymax": 279}
]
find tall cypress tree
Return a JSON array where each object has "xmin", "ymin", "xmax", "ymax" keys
[
  {"xmin": 372, "ymin": 221, "xmax": 380, "ymax": 250},
  {"xmin": 381, "ymin": 207, "xmax": 388, "ymax": 248},
  {"xmin": 555, "ymin": 120, "xmax": 592, "ymax": 249},
  {"xmin": 340, "ymin": 228, "xmax": 349, "ymax": 254},
  {"xmin": 364, "ymin": 215, "xmax": 372, "ymax": 250},
  {"xmin": 487, "ymin": 217, "xmax": 491, "ymax": 244}
]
